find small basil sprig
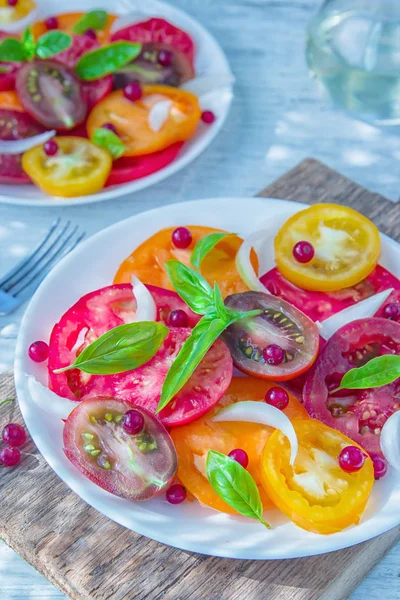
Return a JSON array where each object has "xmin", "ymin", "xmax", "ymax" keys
[
  {"xmin": 332, "ymin": 354, "xmax": 400, "ymax": 393},
  {"xmin": 75, "ymin": 42, "xmax": 142, "ymax": 81},
  {"xmin": 157, "ymin": 261, "xmax": 261, "ymax": 412},
  {"xmin": 190, "ymin": 232, "xmax": 232, "ymax": 271},
  {"xmin": 73, "ymin": 10, "xmax": 108, "ymax": 34},
  {"xmin": 92, "ymin": 128, "xmax": 125, "ymax": 159},
  {"xmin": 0, "ymin": 28, "xmax": 72, "ymax": 62},
  {"xmin": 53, "ymin": 322, "xmax": 168, "ymax": 375},
  {"xmin": 206, "ymin": 450, "xmax": 270, "ymax": 529}
]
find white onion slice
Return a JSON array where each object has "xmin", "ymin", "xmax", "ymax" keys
[
  {"xmin": 0, "ymin": 130, "xmax": 56, "ymax": 155},
  {"xmin": 381, "ymin": 411, "xmax": 400, "ymax": 471},
  {"xmin": 0, "ymin": 7, "xmax": 38, "ymax": 33},
  {"xmin": 148, "ymin": 100, "xmax": 173, "ymax": 133},
  {"xmin": 131, "ymin": 275, "xmax": 157, "ymax": 322},
  {"xmin": 26, "ymin": 375, "xmax": 75, "ymax": 420},
  {"xmin": 110, "ymin": 11, "xmax": 149, "ymax": 35},
  {"xmin": 212, "ymin": 401, "xmax": 298, "ymax": 465},
  {"xmin": 181, "ymin": 74, "xmax": 236, "ymax": 96},
  {"xmin": 236, "ymin": 230, "xmax": 269, "ymax": 292},
  {"xmin": 317, "ymin": 288, "xmax": 393, "ymax": 340}
]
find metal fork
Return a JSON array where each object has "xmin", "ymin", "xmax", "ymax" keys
[{"xmin": 0, "ymin": 218, "xmax": 85, "ymax": 316}]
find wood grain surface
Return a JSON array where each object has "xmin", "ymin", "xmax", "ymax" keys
[{"xmin": 1, "ymin": 159, "xmax": 400, "ymax": 600}]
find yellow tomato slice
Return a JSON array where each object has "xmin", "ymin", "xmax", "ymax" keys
[
  {"xmin": 114, "ymin": 226, "xmax": 256, "ymax": 297},
  {"xmin": 171, "ymin": 377, "xmax": 309, "ymax": 514},
  {"xmin": 32, "ymin": 12, "xmax": 116, "ymax": 44},
  {"xmin": 274, "ymin": 204, "xmax": 381, "ymax": 292},
  {"xmin": 22, "ymin": 137, "xmax": 112, "ymax": 197},
  {"xmin": 86, "ymin": 85, "xmax": 201, "ymax": 157},
  {"xmin": 0, "ymin": 0, "xmax": 35, "ymax": 24},
  {"xmin": 260, "ymin": 419, "xmax": 374, "ymax": 534}
]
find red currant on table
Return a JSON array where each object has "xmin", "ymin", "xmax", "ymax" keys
[
  {"xmin": 123, "ymin": 409, "xmax": 144, "ymax": 435},
  {"xmin": 228, "ymin": 448, "xmax": 249, "ymax": 468},
  {"xmin": 201, "ymin": 110, "xmax": 216, "ymax": 124},
  {"xmin": 370, "ymin": 453, "xmax": 388, "ymax": 479},
  {"xmin": 167, "ymin": 309, "xmax": 189, "ymax": 328},
  {"xmin": 172, "ymin": 227, "xmax": 192, "ymax": 249},
  {"xmin": 2, "ymin": 423, "xmax": 26, "ymax": 447},
  {"xmin": 293, "ymin": 241, "xmax": 315, "ymax": 263},
  {"xmin": 166, "ymin": 483, "xmax": 186, "ymax": 504},
  {"xmin": 263, "ymin": 344, "xmax": 285, "ymax": 366},
  {"xmin": 338, "ymin": 446, "xmax": 366, "ymax": 472},
  {"xmin": 265, "ymin": 387, "xmax": 289, "ymax": 410},
  {"xmin": 0, "ymin": 446, "xmax": 21, "ymax": 467},
  {"xmin": 28, "ymin": 340, "xmax": 49, "ymax": 362}
]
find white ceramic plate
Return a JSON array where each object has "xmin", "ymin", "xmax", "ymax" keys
[
  {"xmin": 0, "ymin": 0, "xmax": 233, "ymax": 206},
  {"xmin": 15, "ymin": 197, "xmax": 400, "ymax": 559}
]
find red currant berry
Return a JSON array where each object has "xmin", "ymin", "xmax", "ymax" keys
[
  {"xmin": 85, "ymin": 29, "xmax": 97, "ymax": 40},
  {"xmin": 0, "ymin": 446, "xmax": 21, "ymax": 467},
  {"xmin": 122, "ymin": 409, "xmax": 144, "ymax": 435},
  {"xmin": 158, "ymin": 49, "xmax": 172, "ymax": 67},
  {"xmin": 228, "ymin": 448, "xmax": 249, "ymax": 468},
  {"xmin": 166, "ymin": 483, "xmax": 186, "ymax": 504},
  {"xmin": 338, "ymin": 446, "xmax": 366, "ymax": 472},
  {"xmin": 265, "ymin": 387, "xmax": 289, "ymax": 410},
  {"xmin": 123, "ymin": 82, "xmax": 142, "ymax": 102},
  {"xmin": 102, "ymin": 123, "xmax": 118, "ymax": 135},
  {"xmin": 28, "ymin": 340, "xmax": 49, "ymax": 363},
  {"xmin": 383, "ymin": 303, "xmax": 400, "ymax": 321},
  {"xmin": 293, "ymin": 241, "xmax": 315, "ymax": 263},
  {"xmin": 45, "ymin": 16, "xmax": 58, "ymax": 30},
  {"xmin": 370, "ymin": 453, "xmax": 388, "ymax": 480},
  {"xmin": 263, "ymin": 344, "xmax": 285, "ymax": 366},
  {"xmin": 43, "ymin": 140, "xmax": 58, "ymax": 157},
  {"xmin": 7, "ymin": 0, "xmax": 18, "ymax": 7},
  {"xmin": 172, "ymin": 227, "xmax": 192, "ymax": 249},
  {"xmin": 167, "ymin": 309, "xmax": 189, "ymax": 328},
  {"xmin": 2, "ymin": 423, "xmax": 26, "ymax": 448},
  {"xmin": 201, "ymin": 110, "xmax": 216, "ymax": 124}
]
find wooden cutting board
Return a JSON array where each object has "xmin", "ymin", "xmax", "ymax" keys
[{"xmin": 1, "ymin": 158, "xmax": 400, "ymax": 600}]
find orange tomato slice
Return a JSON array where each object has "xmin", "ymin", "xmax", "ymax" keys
[
  {"xmin": 0, "ymin": 91, "xmax": 24, "ymax": 112},
  {"xmin": 86, "ymin": 85, "xmax": 201, "ymax": 157},
  {"xmin": 114, "ymin": 226, "xmax": 256, "ymax": 298},
  {"xmin": 32, "ymin": 11, "xmax": 117, "ymax": 44},
  {"xmin": 170, "ymin": 377, "xmax": 309, "ymax": 514}
]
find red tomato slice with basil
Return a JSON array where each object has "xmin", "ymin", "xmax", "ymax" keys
[
  {"xmin": 106, "ymin": 142, "xmax": 184, "ymax": 187},
  {"xmin": 111, "ymin": 17, "xmax": 195, "ymax": 67},
  {"xmin": 261, "ymin": 265, "xmax": 400, "ymax": 322},
  {"xmin": 63, "ymin": 397, "xmax": 177, "ymax": 501},
  {"xmin": 303, "ymin": 317, "xmax": 400, "ymax": 455}
]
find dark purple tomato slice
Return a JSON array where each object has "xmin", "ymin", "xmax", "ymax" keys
[
  {"xmin": 0, "ymin": 109, "xmax": 45, "ymax": 184},
  {"xmin": 303, "ymin": 317, "xmax": 400, "ymax": 455},
  {"xmin": 222, "ymin": 291, "xmax": 319, "ymax": 381},
  {"xmin": 261, "ymin": 265, "xmax": 400, "ymax": 322},
  {"xmin": 16, "ymin": 59, "xmax": 87, "ymax": 130},
  {"xmin": 63, "ymin": 397, "xmax": 177, "ymax": 501},
  {"xmin": 113, "ymin": 42, "xmax": 195, "ymax": 89}
]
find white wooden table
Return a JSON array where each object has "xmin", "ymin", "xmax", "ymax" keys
[{"xmin": 1, "ymin": 0, "xmax": 399, "ymax": 598}]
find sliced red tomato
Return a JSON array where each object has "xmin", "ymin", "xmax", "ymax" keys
[
  {"xmin": 261, "ymin": 265, "xmax": 400, "ymax": 323},
  {"xmin": 303, "ymin": 317, "xmax": 400, "ymax": 455},
  {"xmin": 63, "ymin": 397, "xmax": 177, "ymax": 501},
  {"xmin": 106, "ymin": 142, "xmax": 183, "ymax": 187},
  {"xmin": 222, "ymin": 291, "xmax": 319, "ymax": 381},
  {"xmin": 111, "ymin": 17, "xmax": 195, "ymax": 67},
  {"xmin": 147, "ymin": 284, "xmax": 199, "ymax": 327},
  {"xmin": 0, "ymin": 109, "xmax": 45, "ymax": 184},
  {"xmin": 16, "ymin": 59, "xmax": 87, "ymax": 130}
]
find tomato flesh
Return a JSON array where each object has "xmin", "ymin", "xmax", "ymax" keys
[
  {"xmin": 222, "ymin": 291, "xmax": 319, "ymax": 381},
  {"xmin": 303, "ymin": 317, "xmax": 400, "ymax": 455},
  {"xmin": 63, "ymin": 397, "xmax": 177, "ymax": 501},
  {"xmin": 261, "ymin": 265, "xmax": 400, "ymax": 322}
]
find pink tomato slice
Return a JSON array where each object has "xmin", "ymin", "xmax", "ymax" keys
[
  {"xmin": 63, "ymin": 397, "xmax": 177, "ymax": 501},
  {"xmin": 261, "ymin": 265, "xmax": 400, "ymax": 322}
]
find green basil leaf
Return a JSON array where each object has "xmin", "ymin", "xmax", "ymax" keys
[
  {"xmin": 165, "ymin": 260, "xmax": 214, "ymax": 315},
  {"xmin": 0, "ymin": 38, "xmax": 26, "ymax": 62},
  {"xmin": 213, "ymin": 282, "xmax": 231, "ymax": 321},
  {"xmin": 22, "ymin": 27, "xmax": 36, "ymax": 60},
  {"xmin": 206, "ymin": 450, "xmax": 270, "ymax": 528},
  {"xmin": 190, "ymin": 232, "xmax": 232, "ymax": 271},
  {"xmin": 335, "ymin": 355, "xmax": 400, "ymax": 392},
  {"xmin": 157, "ymin": 314, "xmax": 228, "ymax": 413},
  {"xmin": 75, "ymin": 42, "xmax": 142, "ymax": 81},
  {"xmin": 36, "ymin": 31, "xmax": 72, "ymax": 59},
  {"xmin": 92, "ymin": 127, "xmax": 125, "ymax": 159},
  {"xmin": 73, "ymin": 10, "xmax": 108, "ymax": 34},
  {"xmin": 53, "ymin": 321, "xmax": 168, "ymax": 375}
]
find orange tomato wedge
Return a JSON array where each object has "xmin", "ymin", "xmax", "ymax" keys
[
  {"xmin": 0, "ymin": 91, "xmax": 24, "ymax": 112},
  {"xmin": 32, "ymin": 12, "xmax": 117, "ymax": 45},
  {"xmin": 170, "ymin": 377, "xmax": 309, "ymax": 514}
]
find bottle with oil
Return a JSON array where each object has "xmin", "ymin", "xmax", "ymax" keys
[{"xmin": 307, "ymin": 0, "xmax": 400, "ymax": 125}]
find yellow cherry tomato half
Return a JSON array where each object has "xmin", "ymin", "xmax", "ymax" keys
[
  {"xmin": 86, "ymin": 85, "xmax": 201, "ymax": 157},
  {"xmin": 260, "ymin": 419, "xmax": 374, "ymax": 534},
  {"xmin": 22, "ymin": 137, "xmax": 112, "ymax": 197},
  {"xmin": 0, "ymin": 0, "xmax": 35, "ymax": 24},
  {"xmin": 274, "ymin": 204, "xmax": 381, "ymax": 292}
]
